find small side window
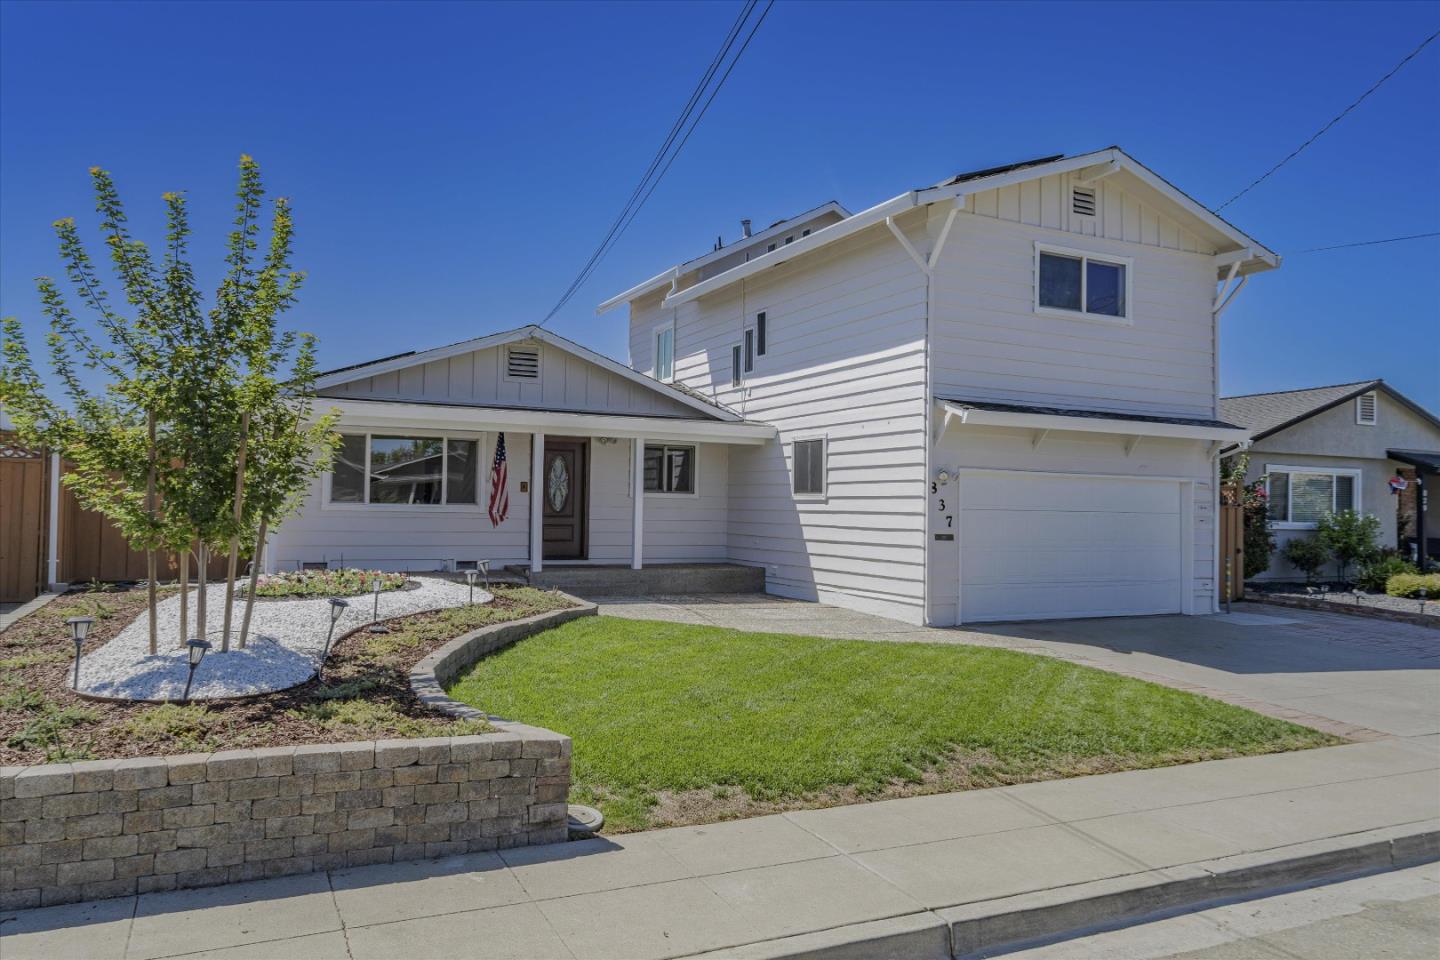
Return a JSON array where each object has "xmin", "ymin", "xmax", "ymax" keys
[
  {"xmin": 654, "ymin": 325, "xmax": 675, "ymax": 382},
  {"xmin": 744, "ymin": 329, "xmax": 754, "ymax": 373},
  {"xmin": 756, "ymin": 312, "xmax": 767, "ymax": 356},
  {"xmin": 731, "ymin": 344, "xmax": 742, "ymax": 387},
  {"xmin": 793, "ymin": 438, "xmax": 825, "ymax": 497}
]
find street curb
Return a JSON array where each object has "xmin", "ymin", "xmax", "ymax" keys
[{"xmin": 680, "ymin": 823, "xmax": 1440, "ymax": 960}]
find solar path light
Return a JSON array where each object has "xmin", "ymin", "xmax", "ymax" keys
[
  {"xmin": 465, "ymin": 569, "xmax": 478, "ymax": 606},
  {"xmin": 182, "ymin": 639, "xmax": 211, "ymax": 702},
  {"xmin": 67, "ymin": 617, "xmax": 94, "ymax": 690},
  {"xmin": 319, "ymin": 598, "xmax": 348, "ymax": 680},
  {"xmin": 367, "ymin": 577, "xmax": 389, "ymax": 634}
]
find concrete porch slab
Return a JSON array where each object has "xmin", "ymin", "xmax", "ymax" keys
[{"xmin": 508, "ymin": 562, "xmax": 764, "ymax": 596}]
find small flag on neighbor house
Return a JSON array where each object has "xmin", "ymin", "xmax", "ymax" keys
[
  {"xmin": 488, "ymin": 433, "xmax": 510, "ymax": 527},
  {"xmin": 1390, "ymin": 475, "xmax": 1408, "ymax": 494}
]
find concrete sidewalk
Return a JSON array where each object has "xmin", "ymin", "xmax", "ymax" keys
[{"xmin": 4, "ymin": 736, "xmax": 1437, "ymax": 960}]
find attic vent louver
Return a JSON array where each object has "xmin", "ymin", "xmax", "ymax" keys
[
  {"xmin": 1356, "ymin": 392, "xmax": 1377, "ymax": 425},
  {"xmin": 506, "ymin": 345, "xmax": 540, "ymax": 380},
  {"xmin": 1072, "ymin": 187, "xmax": 1097, "ymax": 217}
]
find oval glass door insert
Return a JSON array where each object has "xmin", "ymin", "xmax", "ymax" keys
[{"xmin": 546, "ymin": 455, "xmax": 569, "ymax": 512}]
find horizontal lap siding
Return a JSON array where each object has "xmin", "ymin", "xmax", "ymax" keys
[
  {"xmin": 268, "ymin": 433, "xmax": 533, "ymax": 571},
  {"xmin": 654, "ymin": 218, "xmax": 931, "ymax": 623},
  {"xmin": 933, "ymin": 180, "xmax": 1220, "ymax": 420},
  {"xmin": 320, "ymin": 344, "xmax": 697, "ymax": 419},
  {"xmin": 587, "ymin": 439, "xmax": 729, "ymax": 564}
]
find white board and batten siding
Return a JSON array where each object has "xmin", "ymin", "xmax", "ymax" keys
[
  {"xmin": 929, "ymin": 170, "xmax": 1221, "ymax": 421},
  {"xmin": 320, "ymin": 341, "xmax": 698, "ymax": 419},
  {"xmin": 631, "ymin": 213, "xmax": 933, "ymax": 623}
]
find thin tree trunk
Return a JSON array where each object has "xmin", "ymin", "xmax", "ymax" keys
[
  {"xmin": 196, "ymin": 542, "xmax": 208, "ymax": 644},
  {"xmin": 238, "ymin": 516, "xmax": 267, "ymax": 649},
  {"xmin": 178, "ymin": 546, "xmax": 190, "ymax": 647},
  {"xmin": 221, "ymin": 412, "xmax": 249, "ymax": 653},
  {"xmin": 146, "ymin": 413, "xmax": 158, "ymax": 656}
]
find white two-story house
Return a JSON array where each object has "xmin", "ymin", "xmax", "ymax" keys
[{"xmin": 270, "ymin": 148, "xmax": 1275, "ymax": 626}]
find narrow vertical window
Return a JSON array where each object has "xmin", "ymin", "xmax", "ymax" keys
[
  {"xmin": 731, "ymin": 345, "xmax": 742, "ymax": 387},
  {"xmin": 654, "ymin": 325, "xmax": 674, "ymax": 382},
  {"xmin": 744, "ymin": 328, "xmax": 754, "ymax": 373},
  {"xmin": 756, "ymin": 312, "xmax": 767, "ymax": 356}
]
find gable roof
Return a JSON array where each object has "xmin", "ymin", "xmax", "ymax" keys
[
  {"xmin": 1220, "ymin": 379, "xmax": 1440, "ymax": 441},
  {"xmin": 603, "ymin": 146, "xmax": 1280, "ymax": 312},
  {"xmin": 313, "ymin": 324, "xmax": 742, "ymax": 422}
]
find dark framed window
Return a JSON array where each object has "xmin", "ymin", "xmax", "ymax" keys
[
  {"xmin": 756, "ymin": 312, "xmax": 767, "ymax": 355},
  {"xmin": 744, "ymin": 328, "xmax": 754, "ymax": 373},
  {"xmin": 792, "ymin": 438, "xmax": 825, "ymax": 496},
  {"xmin": 643, "ymin": 444, "xmax": 695, "ymax": 494},
  {"xmin": 329, "ymin": 433, "xmax": 480, "ymax": 505},
  {"xmin": 1037, "ymin": 248, "xmax": 1128, "ymax": 319},
  {"xmin": 731, "ymin": 344, "xmax": 742, "ymax": 387}
]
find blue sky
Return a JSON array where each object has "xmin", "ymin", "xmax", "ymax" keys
[{"xmin": 2, "ymin": 0, "xmax": 1437, "ymax": 408}]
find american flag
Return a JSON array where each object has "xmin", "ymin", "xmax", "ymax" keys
[{"xmin": 488, "ymin": 432, "xmax": 510, "ymax": 527}]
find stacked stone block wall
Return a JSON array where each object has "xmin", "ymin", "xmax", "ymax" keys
[{"xmin": 0, "ymin": 730, "xmax": 570, "ymax": 909}]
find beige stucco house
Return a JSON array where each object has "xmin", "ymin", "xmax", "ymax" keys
[{"xmin": 1221, "ymin": 380, "xmax": 1440, "ymax": 580}]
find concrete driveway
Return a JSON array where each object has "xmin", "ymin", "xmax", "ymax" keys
[{"xmin": 593, "ymin": 596, "xmax": 1440, "ymax": 740}]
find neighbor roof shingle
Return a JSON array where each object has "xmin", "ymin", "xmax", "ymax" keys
[{"xmin": 1219, "ymin": 380, "xmax": 1381, "ymax": 439}]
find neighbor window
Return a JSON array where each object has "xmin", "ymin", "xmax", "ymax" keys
[
  {"xmin": 329, "ymin": 433, "xmax": 480, "ymax": 506},
  {"xmin": 1266, "ymin": 467, "xmax": 1358, "ymax": 526},
  {"xmin": 643, "ymin": 444, "xmax": 695, "ymax": 494},
  {"xmin": 792, "ymin": 438, "xmax": 826, "ymax": 497},
  {"xmin": 654, "ymin": 324, "xmax": 675, "ymax": 382},
  {"xmin": 1037, "ymin": 246, "xmax": 1129, "ymax": 320}
]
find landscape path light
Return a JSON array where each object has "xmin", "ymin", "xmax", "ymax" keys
[
  {"xmin": 466, "ymin": 569, "xmax": 478, "ymax": 606},
  {"xmin": 1420, "ymin": 587, "xmax": 1428, "ymax": 614},
  {"xmin": 67, "ymin": 616, "xmax": 94, "ymax": 690},
  {"xmin": 182, "ymin": 639, "xmax": 211, "ymax": 702},
  {"xmin": 368, "ymin": 577, "xmax": 389, "ymax": 634},
  {"xmin": 319, "ymin": 598, "xmax": 348, "ymax": 680}
]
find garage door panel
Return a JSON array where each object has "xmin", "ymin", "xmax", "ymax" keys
[{"xmin": 959, "ymin": 475, "xmax": 1183, "ymax": 622}]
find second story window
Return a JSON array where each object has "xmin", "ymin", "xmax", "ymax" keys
[
  {"xmin": 654, "ymin": 323, "xmax": 674, "ymax": 382},
  {"xmin": 731, "ymin": 344, "xmax": 743, "ymax": 387},
  {"xmin": 1036, "ymin": 244, "xmax": 1131, "ymax": 323}
]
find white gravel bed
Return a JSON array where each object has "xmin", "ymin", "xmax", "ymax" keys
[{"xmin": 77, "ymin": 576, "xmax": 492, "ymax": 701}]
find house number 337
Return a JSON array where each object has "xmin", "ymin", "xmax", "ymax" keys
[{"xmin": 930, "ymin": 483, "xmax": 953, "ymax": 528}]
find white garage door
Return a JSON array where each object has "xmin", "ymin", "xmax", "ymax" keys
[{"xmin": 959, "ymin": 473, "xmax": 1183, "ymax": 623}]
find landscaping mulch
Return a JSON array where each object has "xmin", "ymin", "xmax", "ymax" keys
[{"xmin": 0, "ymin": 583, "xmax": 575, "ymax": 766}]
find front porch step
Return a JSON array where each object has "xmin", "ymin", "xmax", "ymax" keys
[{"xmin": 504, "ymin": 562, "xmax": 764, "ymax": 596}]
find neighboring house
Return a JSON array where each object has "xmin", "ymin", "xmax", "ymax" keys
[
  {"xmin": 272, "ymin": 147, "xmax": 1276, "ymax": 625},
  {"xmin": 1220, "ymin": 381, "xmax": 1440, "ymax": 579}
]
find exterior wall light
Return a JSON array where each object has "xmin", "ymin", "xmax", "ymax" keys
[
  {"xmin": 182, "ymin": 639, "xmax": 211, "ymax": 702},
  {"xmin": 67, "ymin": 616, "xmax": 95, "ymax": 690}
]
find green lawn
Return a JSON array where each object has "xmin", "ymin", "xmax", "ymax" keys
[{"xmin": 446, "ymin": 616, "xmax": 1339, "ymax": 831}]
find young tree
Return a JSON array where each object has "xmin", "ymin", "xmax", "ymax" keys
[
  {"xmin": 1317, "ymin": 509, "xmax": 1381, "ymax": 586},
  {"xmin": 1281, "ymin": 536, "xmax": 1330, "ymax": 585},
  {"xmin": 1, "ymin": 156, "xmax": 337, "ymax": 660}
]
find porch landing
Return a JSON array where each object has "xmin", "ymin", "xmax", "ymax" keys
[{"xmin": 505, "ymin": 562, "xmax": 763, "ymax": 596}]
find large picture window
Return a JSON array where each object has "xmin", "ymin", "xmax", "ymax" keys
[
  {"xmin": 1266, "ymin": 466, "xmax": 1359, "ymax": 527},
  {"xmin": 329, "ymin": 433, "xmax": 480, "ymax": 506},
  {"xmin": 1036, "ymin": 244, "xmax": 1131, "ymax": 322},
  {"xmin": 643, "ymin": 444, "xmax": 695, "ymax": 494}
]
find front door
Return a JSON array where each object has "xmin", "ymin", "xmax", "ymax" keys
[{"xmin": 542, "ymin": 439, "xmax": 588, "ymax": 561}]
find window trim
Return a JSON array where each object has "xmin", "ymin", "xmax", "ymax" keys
[
  {"xmin": 1264, "ymin": 463, "xmax": 1363, "ymax": 530},
  {"xmin": 1356, "ymin": 392, "xmax": 1377, "ymax": 426},
  {"xmin": 652, "ymin": 321, "xmax": 675, "ymax": 383},
  {"xmin": 323, "ymin": 430, "xmax": 487, "ymax": 513},
  {"xmin": 1033, "ymin": 241, "xmax": 1134, "ymax": 326},
  {"xmin": 791, "ymin": 435, "xmax": 828, "ymax": 501},
  {"xmin": 642, "ymin": 442, "xmax": 699, "ymax": 498}
]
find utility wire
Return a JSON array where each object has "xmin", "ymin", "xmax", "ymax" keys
[
  {"xmin": 1289, "ymin": 231, "xmax": 1440, "ymax": 253},
  {"xmin": 1215, "ymin": 27, "xmax": 1440, "ymax": 211},
  {"xmin": 539, "ymin": 0, "xmax": 773, "ymax": 327}
]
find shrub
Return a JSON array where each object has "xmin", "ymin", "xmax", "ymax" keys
[
  {"xmin": 1355, "ymin": 553, "xmax": 1417, "ymax": 593},
  {"xmin": 4, "ymin": 704, "xmax": 99, "ymax": 752},
  {"xmin": 251, "ymin": 569, "xmax": 407, "ymax": 598},
  {"xmin": 1316, "ymin": 510, "xmax": 1381, "ymax": 584},
  {"xmin": 1280, "ymin": 536, "xmax": 1330, "ymax": 583},
  {"xmin": 291, "ymin": 699, "xmax": 489, "ymax": 738},
  {"xmin": 1385, "ymin": 572, "xmax": 1440, "ymax": 599},
  {"xmin": 123, "ymin": 704, "xmax": 223, "ymax": 752}
]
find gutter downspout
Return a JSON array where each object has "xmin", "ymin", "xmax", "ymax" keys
[{"xmin": 47, "ymin": 450, "xmax": 61, "ymax": 590}]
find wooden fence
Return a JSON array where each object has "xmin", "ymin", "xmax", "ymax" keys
[
  {"xmin": 1218, "ymin": 484, "xmax": 1246, "ymax": 603},
  {"xmin": 0, "ymin": 437, "xmax": 48, "ymax": 603}
]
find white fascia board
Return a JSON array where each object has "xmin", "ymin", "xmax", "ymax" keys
[
  {"xmin": 939, "ymin": 401, "xmax": 1250, "ymax": 444},
  {"xmin": 317, "ymin": 398, "xmax": 776, "ymax": 445},
  {"xmin": 664, "ymin": 190, "xmax": 962, "ymax": 307},
  {"xmin": 596, "ymin": 267, "xmax": 676, "ymax": 316},
  {"xmin": 315, "ymin": 324, "xmax": 741, "ymax": 423}
]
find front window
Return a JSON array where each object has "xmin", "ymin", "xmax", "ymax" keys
[
  {"xmin": 643, "ymin": 444, "xmax": 695, "ymax": 494},
  {"xmin": 1266, "ymin": 468, "xmax": 1358, "ymax": 526},
  {"xmin": 654, "ymin": 325, "xmax": 674, "ymax": 382},
  {"xmin": 330, "ymin": 433, "xmax": 480, "ymax": 506},
  {"xmin": 1037, "ymin": 247, "xmax": 1129, "ymax": 320}
]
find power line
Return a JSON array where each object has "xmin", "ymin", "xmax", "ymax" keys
[
  {"xmin": 1215, "ymin": 27, "xmax": 1440, "ymax": 212},
  {"xmin": 1289, "ymin": 231, "xmax": 1440, "ymax": 253},
  {"xmin": 539, "ymin": 0, "xmax": 774, "ymax": 327}
]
